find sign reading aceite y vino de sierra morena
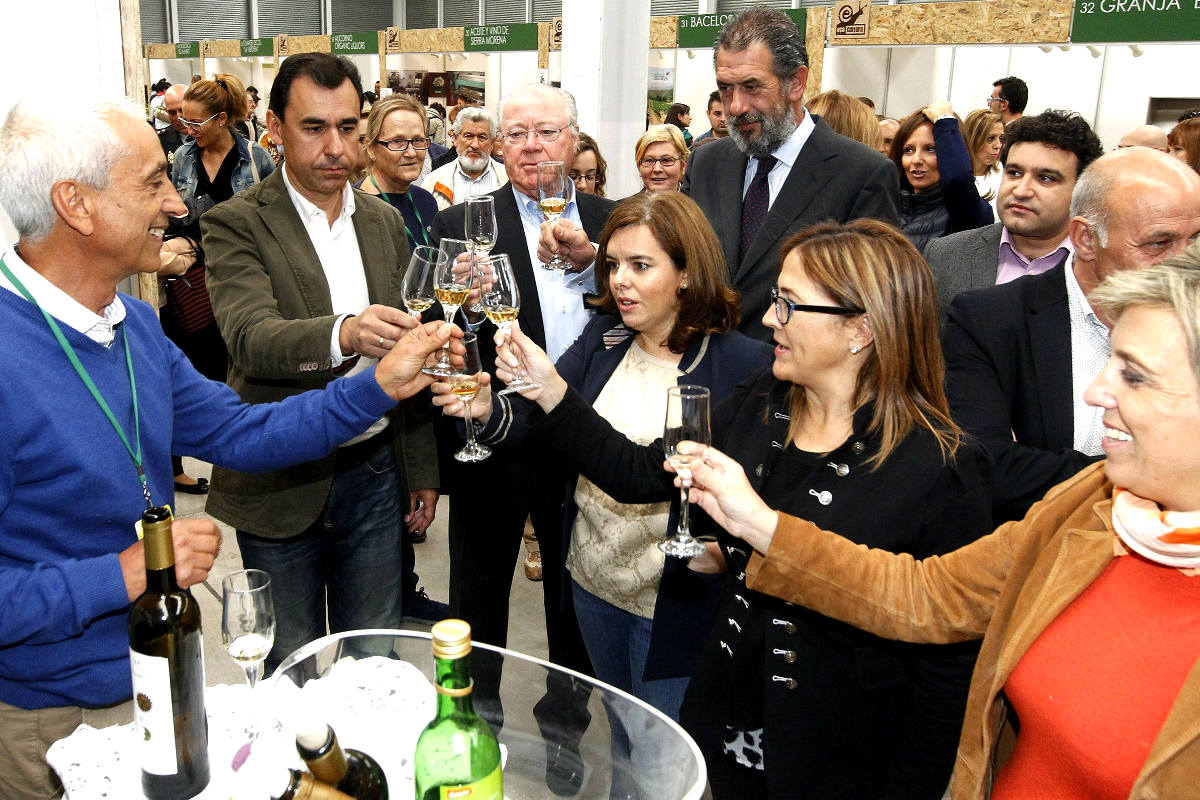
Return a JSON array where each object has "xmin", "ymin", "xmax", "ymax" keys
[
  {"xmin": 676, "ymin": 11, "xmax": 806, "ymax": 49},
  {"xmin": 1071, "ymin": 0, "xmax": 1200, "ymax": 42},
  {"xmin": 464, "ymin": 23, "xmax": 539, "ymax": 52}
]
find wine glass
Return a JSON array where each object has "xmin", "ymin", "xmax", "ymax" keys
[
  {"xmin": 661, "ymin": 386, "xmax": 711, "ymax": 559},
  {"xmin": 402, "ymin": 245, "xmax": 442, "ymax": 318},
  {"xmin": 221, "ymin": 569, "xmax": 275, "ymax": 688},
  {"xmin": 422, "ymin": 239, "xmax": 475, "ymax": 377},
  {"xmin": 451, "ymin": 332, "xmax": 491, "ymax": 463},
  {"xmin": 464, "ymin": 196, "xmax": 497, "ymax": 257},
  {"xmin": 478, "ymin": 253, "xmax": 540, "ymax": 396},
  {"xmin": 536, "ymin": 161, "xmax": 568, "ymax": 270}
]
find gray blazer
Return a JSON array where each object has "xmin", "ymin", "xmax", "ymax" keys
[
  {"xmin": 923, "ymin": 222, "xmax": 1003, "ymax": 323},
  {"xmin": 682, "ymin": 116, "xmax": 900, "ymax": 342},
  {"xmin": 201, "ymin": 169, "xmax": 439, "ymax": 535}
]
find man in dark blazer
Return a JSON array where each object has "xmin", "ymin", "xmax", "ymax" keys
[
  {"xmin": 431, "ymin": 84, "xmax": 615, "ymax": 789},
  {"xmin": 944, "ymin": 148, "xmax": 1200, "ymax": 523},
  {"xmin": 682, "ymin": 7, "xmax": 900, "ymax": 342},
  {"xmin": 925, "ymin": 110, "xmax": 1104, "ymax": 321},
  {"xmin": 203, "ymin": 54, "xmax": 441, "ymax": 669}
]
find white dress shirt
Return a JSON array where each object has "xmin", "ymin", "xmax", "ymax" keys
[
  {"xmin": 1064, "ymin": 258, "xmax": 1110, "ymax": 456},
  {"xmin": 0, "ymin": 246, "xmax": 125, "ymax": 345},
  {"xmin": 741, "ymin": 108, "xmax": 817, "ymax": 208}
]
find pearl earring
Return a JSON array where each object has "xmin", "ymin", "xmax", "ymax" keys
[{"xmin": 850, "ymin": 345, "xmax": 860, "ymax": 355}]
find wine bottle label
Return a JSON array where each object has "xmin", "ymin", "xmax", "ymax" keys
[
  {"xmin": 439, "ymin": 764, "xmax": 502, "ymax": 800},
  {"xmin": 129, "ymin": 649, "xmax": 177, "ymax": 775}
]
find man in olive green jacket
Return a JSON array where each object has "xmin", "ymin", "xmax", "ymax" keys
[{"xmin": 202, "ymin": 53, "xmax": 440, "ymax": 668}]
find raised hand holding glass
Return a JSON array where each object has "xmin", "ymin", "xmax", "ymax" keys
[{"xmin": 661, "ymin": 386, "xmax": 711, "ymax": 559}]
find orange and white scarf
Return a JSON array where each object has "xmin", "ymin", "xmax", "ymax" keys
[{"xmin": 1112, "ymin": 487, "xmax": 1200, "ymax": 570}]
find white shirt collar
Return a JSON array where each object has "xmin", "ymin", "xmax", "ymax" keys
[
  {"xmin": 769, "ymin": 108, "xmax": 816, "ymax": 170},
  {"xmin": 282, "ymin": 163, "xmax": 356, "ymax": 226},
  {"xmin": 0, "ymin": 245, "xmax": 126, "ymax": 345}
]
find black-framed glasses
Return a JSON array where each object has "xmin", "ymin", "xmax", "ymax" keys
[
  {"xmin": 569, "ymin": 171, "xmax": 598, "ymax": 183},
  {"xmin": 377, "ymin": 136, "xmax": 430, "ymax": 152},
  {"xmin": 771, "ymin": 286, "xmax": 863, "ymax": 324},
  {"xmin": 639, "ymin": 156, "xmax": 679, "ymax": 169},
  {"xmin": 179, "ymin": 111, "xmax": 220, "ymax": 130}
]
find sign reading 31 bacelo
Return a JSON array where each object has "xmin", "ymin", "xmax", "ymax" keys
[
  {"xmin": 676, "ymin": 10, "xmax": 806, "ymax": 49},
  {"xmin": 464, "ymin": 23, "xmax": 539, "ymax": 52},
  {"xmin": 1071, "ymin": 0, "xmax": 1200, "ymax": 42}
]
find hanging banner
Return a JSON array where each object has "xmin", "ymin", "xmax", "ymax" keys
[
  {"xmin": 331, "ymin": 32, "xmax": 379, "ymax": 55},
  {"xmin": 464, "ymin": 23, "xmax": 540, "ymax": 52},
  {"xmin": 1071, "ymin": 0, "xmax": 1200, "ymax": 43},
  {"xmin": 240, "ymin": 38, "xmax": 273, "ymax": 57},
  {"xmin": 676, "ymin": 10, "xmax": 806, "ymax": 49}
]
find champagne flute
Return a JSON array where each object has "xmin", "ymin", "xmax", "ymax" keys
[
  {"xmin": 221, "ymin": 569, "xmax": 275, "ymax": 688},
  {"xmin": 402, "ymin": 245, "xmax": 442, "ymax": 318},
  {"xmin": 661, "ymin": 386, "xmax": 711, "ymax": 559},
  {"xmin": 464, "ymin": 196, "xmax": 497, "ymax": 257},
  {"xmin": 422, "ymin": 239, "xmax": 475, "ymax": 377},
  {"xmin": 478, "ymin": 253, "xmax": 540, "ymax": 395},
  {"xmin": 536, "ymin": 161, "xmax": 568, "ymax": 270},
  {"xmin": 451, "ymin": 332, "xmax": 492, "ymax": 463}
]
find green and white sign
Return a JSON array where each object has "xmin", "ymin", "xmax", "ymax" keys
[
  {"xmin": 175, "ymin": 41, "xmax": 200, "ymax": 59},
  {"xmin": 677, "ymin": 10, "xmax": 806, "ymax": 49},
  {"xmin": 239, "ymin": 38, "xmax": 272, "ymax": 57},
  {"xmin": 1071, "ymin": 0, "xmax": 1200, "ymax": 43},
  {"xmin": 464, "ymin": 23, "xmax": 539, "ymax": 52},
  {"xmin": 331, "ymin": 32, "xmax": 378, "ymax": 55}
]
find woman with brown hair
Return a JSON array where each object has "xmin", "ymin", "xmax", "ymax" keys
[
  {"xmin": 162, "ymin": 72, "xmax": 274, "ymax": 493},
  {"xmin": 1168, "ymin": 116, "xmax": 1200, "ymax": 174},
  {"xmin": 570, "ymin": 131, "xmax": 608, "ymax": 197},
  {"xmin": 479, "ymin": 218, "xmax": 992, "ymax": 798},
  {"xmin": 434, "ymin": 191, "xmax": 770, "ymax": 721}
]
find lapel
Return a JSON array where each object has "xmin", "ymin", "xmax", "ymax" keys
[
  {"xmin": 713, "ymin": 140, "xmax": 748, "ymax": 280},
  {"xmin": 738, "ymin": 120, "xmax": 838, "ymax": 279},
  {"xmin": 493, "ymin": 186, "xmax": 547, "ymax": 349},
  {"xmin": 580, "ymin": 329, "xmax": 634, "ymax": 402},
  {"xmin": 1023, "ymin": 259, "xmax": 1074, "ymax": 448},
  {"xmin": 1140, "ymin": 657, "xmax": 1200, "ymax": 790},
  {"xmin": 969, "ymin": 223, "xmax": 1004, "ymax": 288},
  {"xmin": 255, "ymin": 172, "xmax": 335, "ymax": 317},
  {"xmin": 350, "ymin": 193, "xmax": 397, "ymax": 305}
]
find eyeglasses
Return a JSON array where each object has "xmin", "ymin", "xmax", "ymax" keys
[
  {"xmin": 985, "ymin": 96, "xmax": 1004, "ymax": 107},
  {"xmin": 639, "ymin": 156, "xmax": 679, "ymax": 169},
  {"xmin": 376, "ymin": 137, "xmax": 430, "ymax": 152},
  {"xmin": 771, "ymin": 286, "xmax": 863, "ymax": 324},
  {"xmin": 457, "ymin": 131, "xmax": 492, "ymax": 144},
  {"xmin": 501, "ymin": 126, "xmax": 568, "ymax": 146},
  {"xmin": 178, "ymin": 111, "xmax": 220, "ymax": 130},
  {"xmin": 569, "ymin": 171, "xmax": 598, "ymax": 183}
]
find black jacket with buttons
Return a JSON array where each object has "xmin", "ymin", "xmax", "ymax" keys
[{"xmin": 533, "ymin": 367, "xmax": 993, "ymax": 798}]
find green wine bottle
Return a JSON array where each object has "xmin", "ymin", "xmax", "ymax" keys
[
  {"xmin": 413, "ymin": 619, "xmax": 502, "ymax": 800},
  {"xmin": 128, "ymin": 505, "xmax": 210, "ymax": 799}
]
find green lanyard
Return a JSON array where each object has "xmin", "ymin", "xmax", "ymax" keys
[
  {"xmin": 0, "ymin": 256, "xmax": 152, "ymax": 509},
  {"xmin": 369, "ymin": 171, "xmax": 431, "ymax": 248}
]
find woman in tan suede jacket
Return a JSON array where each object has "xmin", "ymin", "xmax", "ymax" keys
[{"xmin": 679, "ymin": 253, "xmax": 1200, "ymax": 800}]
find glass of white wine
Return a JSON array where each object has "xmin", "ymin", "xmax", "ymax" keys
[
  {"xmin": 423, "ymin": 239, "xmax": 475, "ymax": 377},
  {"xmin": 536, "ymin": 160, "xmax": 568, "ymax": 270},
  {"xmin": 221, "ymin": 569, "xmax": 275, "ymax": 688},
  {"xmin": 464, "ymin": 196, "xmax": 497, "ymax": 257},
  {"xmin": 477, "ymin": 253, "xmax": 540, "ymax": 396},
  {"xmin": 661, "ymin": 385, "xmax": 711, "ymax": 559},
  {"xmin": 402, "ymin": 245, "xmax": 442, "ymax": 318},
  {"xmin": 451, "ymin": 332, "xmax": 491, "ymax": 463}
]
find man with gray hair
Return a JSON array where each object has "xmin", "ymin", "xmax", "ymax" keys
[
  {"xmin": 944, "ymin": 147, "xmax": 1200, "ymax": 523},
  {"xmin": 421, "ymin": 106, "xmax": 507, "ymax": 210},
  {"xmin": 682, "ymin": 6, "xmax": 900, "ymax": 342},
  {"xmin": 0, "ymin": 94, "xmax": 455, "ymax": 796}
]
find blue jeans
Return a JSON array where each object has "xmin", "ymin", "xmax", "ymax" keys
[{"xmin": 236, "ymin": 436, "xmax": 406, "ymax": 670}]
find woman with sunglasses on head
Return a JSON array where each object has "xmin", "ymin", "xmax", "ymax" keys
[
  {"xmin": 161, "ymin": 73, "xmax": 274, "ymax": 494},
  {"xmin": 635, "ymin": 125, "xmax": 688, "ymax": 194},
  {"xmin": 356, "ymin": 94, "xmax": 439, "ymax": 253},
  {"xmin": 475, "ymin": 219, "xmax": 992, "ymax": 799}
]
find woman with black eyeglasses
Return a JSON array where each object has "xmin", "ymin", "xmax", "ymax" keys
[
  {"xmin": 357, "ymin": 94, "xmax": 439, "ymax": 252},
  {"xmin": 635, "ymin": 124, "xmax": 688, "ymax": 193},
  {"xmin": 480, "ymin": 219, "xmax": 993, "ymax": 799}
]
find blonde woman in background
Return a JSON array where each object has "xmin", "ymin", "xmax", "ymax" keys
[
  {"xmin": 635, "ymin": 124, "xmax": 688, "ymax": 194},
  {"xmin": 805, "ymin": 90, "xmax": 882, "ymax": 152},
  {"xmin": 964, "ymin": 109, "xmax": 1005, "ymax": 211}
]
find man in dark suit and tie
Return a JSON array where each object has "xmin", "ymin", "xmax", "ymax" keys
[
  {"xmin": 682, "ymin": 6, "xmax": 900, "ymax": 342},
  {"xmin": 924, "ymin": 110, "xmax": 1104, "ymax": 321},
  {"xmin": 430, "ymin": 84, "xmax": 615, "ymax": 791},
  {"xmin": 943, "ymin": 148, "xmax": 1200, "ymax": 523}
]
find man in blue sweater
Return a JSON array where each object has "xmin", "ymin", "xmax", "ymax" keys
[{"xmin": 0, "ymin": 95, "xmax": 457, "ymax": 797}]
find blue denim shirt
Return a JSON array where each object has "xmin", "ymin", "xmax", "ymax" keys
[{"xmin": 171, "ymin": 133, "xmax": 275, "ymax": 207}]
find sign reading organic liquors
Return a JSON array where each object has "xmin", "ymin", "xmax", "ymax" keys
[
  {"xmin": 239, "ymin": 38, "xmax": 272, "ymax": 57},
  {"xmin": 331, "ymin": 32, "xmax": 378, "ymax": 55},
  {"xmin": 1071, "ymin": 0, "xmax": 1200, "ymax": 42},
  {"xmin": 464, "ymin": 23, "xmax": 540, "ymax": 52},
  {"xmin": 677, "ymin": 10, "xmax": 806, "ymax": 49},
  {"xmin": 175, "ymin": 41, "xmax": 200, "ymax": 59}
]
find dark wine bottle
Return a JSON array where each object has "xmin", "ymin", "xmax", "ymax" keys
[
  {"xmin": 295, "ymin": 718, "xmax": 389, "ymax": 799},
  {"xmin": 128, "ymin": 505, "xmax": 210, "ymax": 799},
  {"xmin": 267, "ymin": 766, "xmax": 357, "ymax": 800}
]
